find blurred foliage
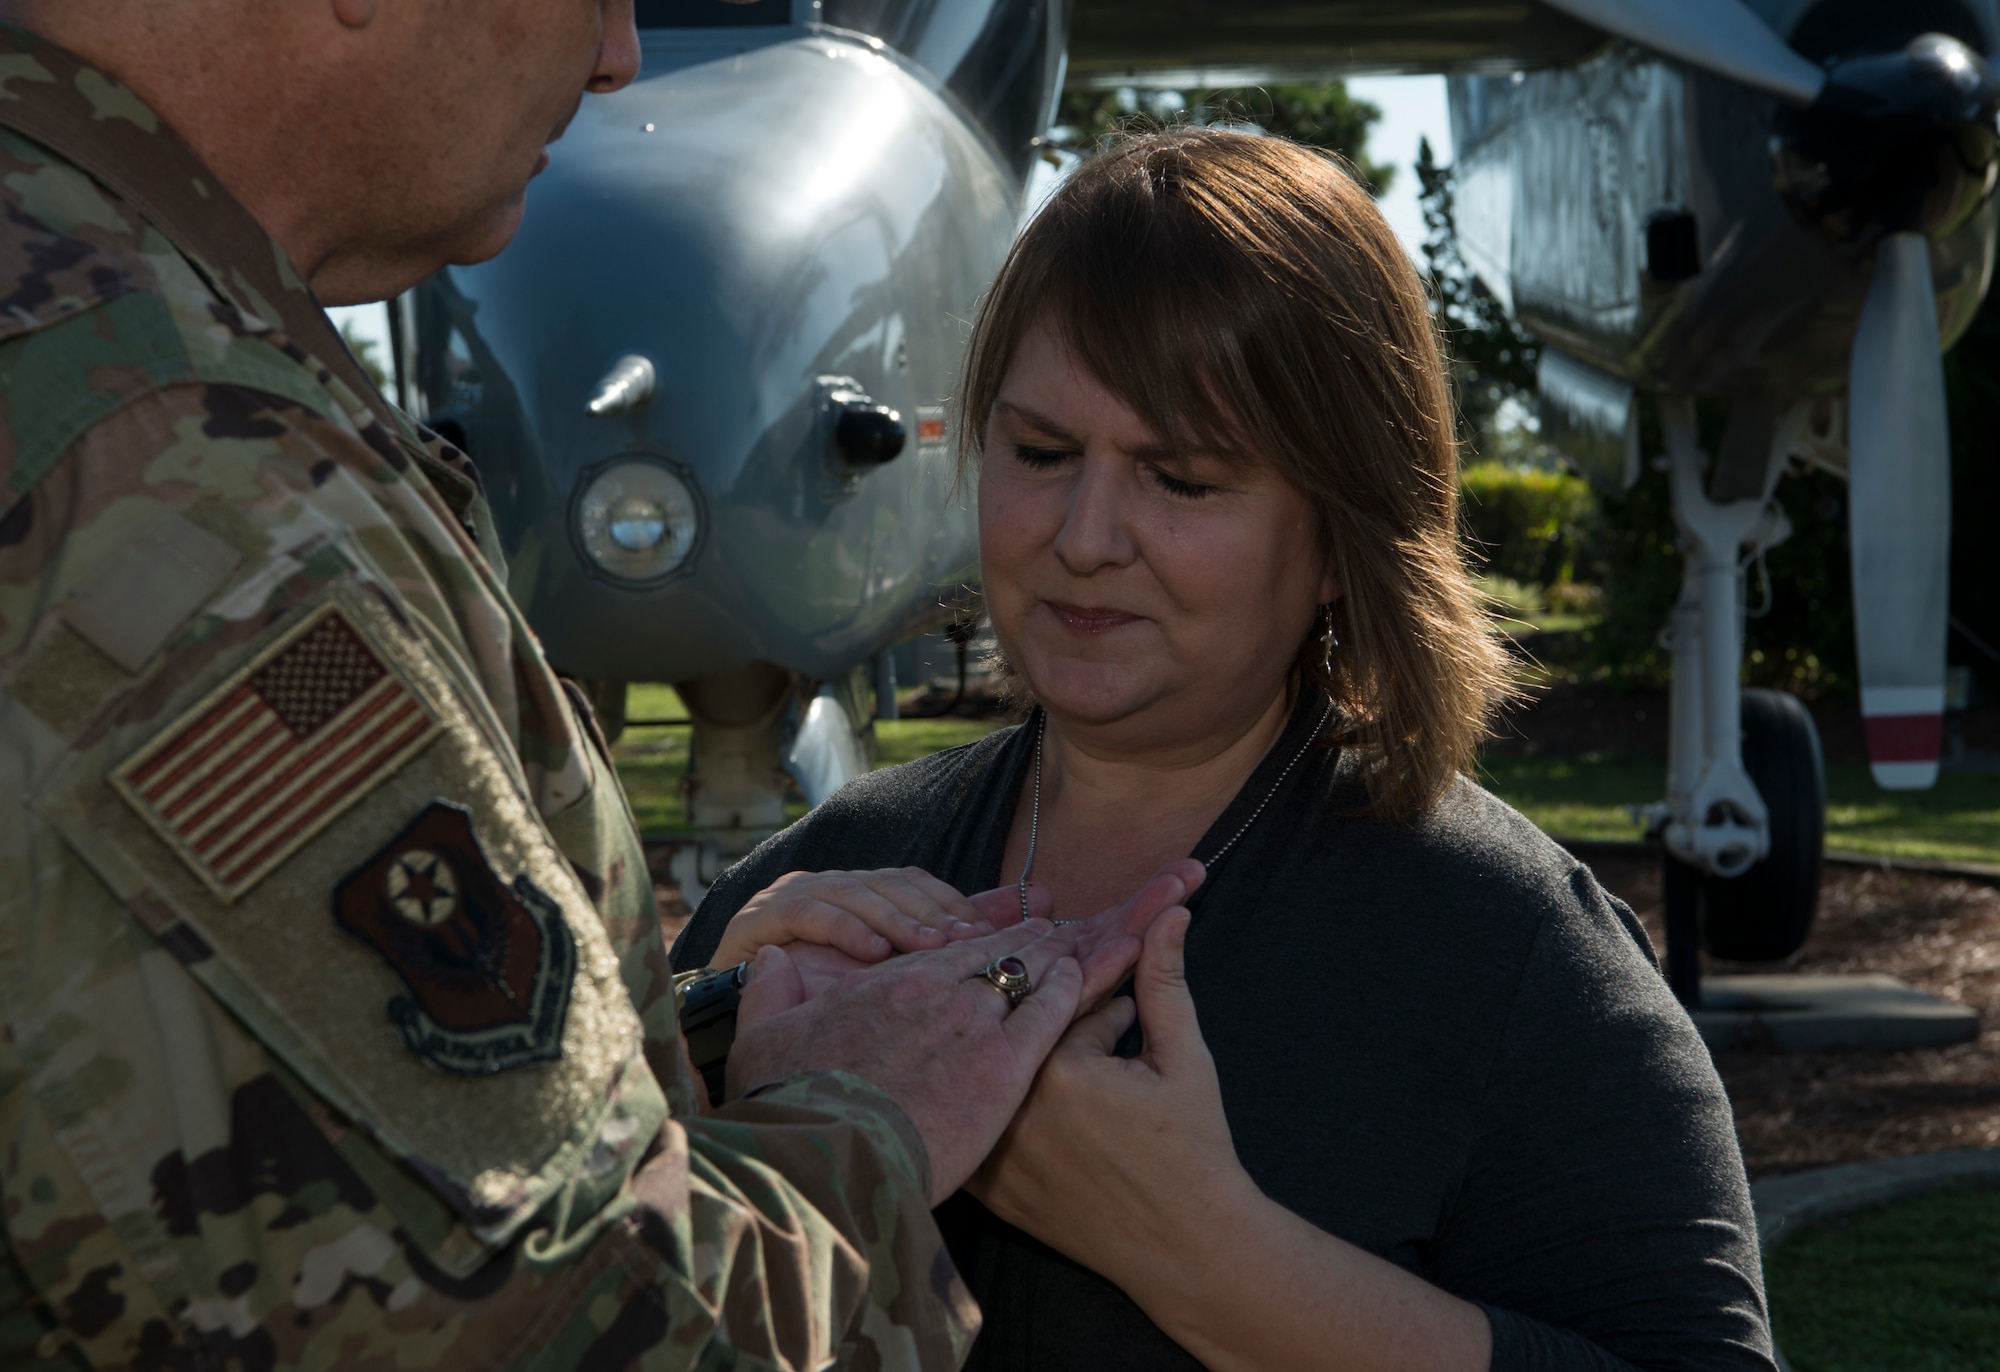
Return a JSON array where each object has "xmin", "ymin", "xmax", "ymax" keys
[
  {"xmin": 1460, "ymin": 461, "xmax": 1596, "ymax": 588},
  {"xmin": 338, "ymin": 318, "xmax": 390, "ymax": 391},
  {"xmin": 1054, "ymin": 83, "xmax": 1394, "ymax": 192},
  {"xmin": 1530, "ymin": 404, "xmax": 1858, "ymax": 698},
  {"xmin": 1944, "ymin": 284, "xmax": 2000, "ymax": 695},
  {"xmin": 1416, "ymin": 137, "xmax": 1540, "ymax": 447}
]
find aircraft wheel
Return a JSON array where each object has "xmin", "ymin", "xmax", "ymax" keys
[{"xmin": 1695, "ymin": 688, "xmax": 1826, "ymax": 962}]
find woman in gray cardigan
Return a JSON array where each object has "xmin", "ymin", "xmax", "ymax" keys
[{"xmin": 675, "ymin": 128, "xmax": 1775, "ymax": 1371}]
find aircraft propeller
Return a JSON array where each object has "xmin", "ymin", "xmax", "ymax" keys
[{"xmin": 1543, "ymin": 1, "xmax": 2000, "ymax": 788}]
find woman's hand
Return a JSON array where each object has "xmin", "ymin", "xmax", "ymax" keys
[
  {"xmin": 710, "ymin": 867, "xmax": 1037, "ymax": 972},
  {"xmin": 968, "ymin": 908, "xmax": 1493, "ymax": 1372},
  {"xmin": 968, "ymin": 909, "xmax": 1248, "ymax": 1283}
]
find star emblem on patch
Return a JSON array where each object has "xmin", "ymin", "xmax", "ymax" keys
[
  {"xmin": 336, "ymin": 801, "xmax": 575, "ymax": 1075},
  {"xmin": 387, "ymin": 849, "xmax": 460, "ymax": 926}
]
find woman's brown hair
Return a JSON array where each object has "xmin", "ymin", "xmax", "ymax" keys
[{"xmin": 957, "ymin": 126, "xmax": 1512, "ymax": 821}]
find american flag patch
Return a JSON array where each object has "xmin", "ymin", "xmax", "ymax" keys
[{"xmin": 112, "ymin": 604, "xmax": 442, "ymax": 902}]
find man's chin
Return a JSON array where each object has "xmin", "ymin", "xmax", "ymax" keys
[{"xmin": 447, "ymin": 197, "xmax": 529, "ymax": 270}]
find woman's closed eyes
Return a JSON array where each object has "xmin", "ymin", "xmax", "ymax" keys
[{"xmin": 1007, "ymin": 441, "xmax": 1223, "ymax": 502}]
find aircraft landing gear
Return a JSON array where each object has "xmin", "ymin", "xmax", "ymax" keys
[
  {"xmin": 1662, "ymin": 689, "xmax": 1825, "ymax": 1003},
  {"xmin": 672, "ymin": 662, "xmax": 876, "ymax": 909},
  {"xmin": 1658, "ymin": 399, "xmax": 1825, "ymax": 1006}
]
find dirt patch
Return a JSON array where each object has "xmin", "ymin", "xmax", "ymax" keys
[
  {"xmin": 1584, "ymin": 847, "xmax": 2000, "ymax": 1179},
  {"xmin": 647, "ymin": 842, "xmax": 695, "ymax": 950}
]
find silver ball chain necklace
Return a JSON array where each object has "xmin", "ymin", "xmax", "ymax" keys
[{"xmin": 1015, "ymin": 698, "xmax": 1337, "ymax": 924}]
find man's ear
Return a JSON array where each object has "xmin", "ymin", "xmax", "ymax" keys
[{"xmin": 332, "ymin": 0, "xmax": 375, "ymax": 29}]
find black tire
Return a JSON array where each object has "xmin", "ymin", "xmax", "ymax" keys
[{"xmin": 1698, "ymin": 688, "xmax": 1825, "ymax": 961}]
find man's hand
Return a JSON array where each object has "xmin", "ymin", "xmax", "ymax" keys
[
  {"xmin": 724, "ymin": 917, "xmax": 1188, "ymax": 1205},
  {"xmin": 712, "ymin": 859, "xmax": 1206, "ymax": 1009},
  {"xmin": 709, "ymin": 868, "xmax": 1047, "ymax": 972}
]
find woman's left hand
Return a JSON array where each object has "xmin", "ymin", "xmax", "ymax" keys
[{"xmin": 967, "ymin": 909, "xmax": 1252, "ymax": 1286}]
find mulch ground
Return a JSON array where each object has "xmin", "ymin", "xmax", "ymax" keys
[
  {"xmin": 1587, "ymin": 847, "xmax": 2000, "ymax": 1180},
  {"xmin": 1498, "ymin": 675, "xmax": 2000, "ymax": 1179}
]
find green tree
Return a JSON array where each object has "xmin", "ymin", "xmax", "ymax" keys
[
  {"xmin": 1055, "ymin": 83, "xmax": 1394, "ymax": 192},
  {"xmin": 1413, "ymin": 136, "xmax": 1538, "ymax": 448},
  {"xmin": 1416, "ymin": 140, "xmax": 1868, "ymax": 695},
  {"xmin": 338, "ymin": 317, "xmax": 390, "ymax": 391}
]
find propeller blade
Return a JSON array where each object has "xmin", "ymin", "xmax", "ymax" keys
[
  {"xmin": 1848, "ymin": 232, "xmax": 1952, "ymax": 790},
  {"xmin": 1539, "ymin": 0, "xmax": 1827, "ymax": 106}
]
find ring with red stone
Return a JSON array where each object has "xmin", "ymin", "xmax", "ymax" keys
[{"xmin": 972, "ymin": 955, "xmax": 1034, "ymax": 1009}]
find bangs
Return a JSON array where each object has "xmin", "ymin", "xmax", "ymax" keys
[{"xmin": 1027, "ymin": 172, "xmax": 1269, "ymax": 465}]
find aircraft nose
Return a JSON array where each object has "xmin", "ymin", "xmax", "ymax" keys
[
  {"xmin": 1775, "ymin": 31, "xmax": 2000, "ymax": 246},
  {"xmin": 423, "ymin": 30, "xmax": 1011, "ymax": 683}
]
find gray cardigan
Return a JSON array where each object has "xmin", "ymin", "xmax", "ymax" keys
[{"xmin": 673, "ymin": 696, "xmax": 1775, "ymax": 1371}]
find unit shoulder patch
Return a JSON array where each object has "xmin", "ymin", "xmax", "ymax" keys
[
  {"xmin": 110, "ymin": 602, "xmax": 441, "ymax": 901},
  {"xmin": 335, "ymin": 801, "xmax": 575, "ymax": 1076}
]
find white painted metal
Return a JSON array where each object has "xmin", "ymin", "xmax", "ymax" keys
[
  {"xmin": 1538, "ymin": 0, "xmax": 1827, "ymax": 106},
  {"xmin": 1848, "ymin": 232, "xmax": 1952, "ymax": 790},
  {"xmin": 1660, "ymin": 398, "xmax": 1800, "ymax": 878},
  {"xmin": 785, "ymin": 685, "xmax": 870, "ymax": 808},
  {"xmin": 1666, "ymin": 561, "xmax": 1705, "ymax": 833},
  {"xmin": 584, "ymin": 354, "xmax": 658, "ymax": 417},
  {"xmin": 1538, "ymin": 348, "xmax": 1642, "ymax": 494}
]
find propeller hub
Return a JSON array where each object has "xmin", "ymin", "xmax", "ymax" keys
[{"xmin": 1774, "ymin": 32, "xmax": 2000, "ymax": 246}]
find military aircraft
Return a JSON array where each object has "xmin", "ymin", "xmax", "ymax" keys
[
  {"xmin": 395, "ymin": 0, "xmax": 1997, "ymax": 989},
  {"xmin": 391, "ymin": 0, "xmax": 1065, "ymax": 894}
]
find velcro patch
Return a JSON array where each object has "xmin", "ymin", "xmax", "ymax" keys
[
  {"xmin": 335, "ymin": 801, "xmax": 575, "ymax": 1075},
  {"xmin": 111, "ymin": 603, "xmax": 441, "ymax": 901},
  {"xmin": 65, "ymin": 510, "xmax": 242, "ymax": 673}
]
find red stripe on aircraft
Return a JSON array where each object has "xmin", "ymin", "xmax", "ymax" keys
[{"xmin": 1863, "ymin": 713, "xmax": 1942, "ymax": 764}]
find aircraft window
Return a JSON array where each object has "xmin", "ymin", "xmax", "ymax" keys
[{"xmin": 635, "ymin": 0, "xmax": 791, "ymax": 28}]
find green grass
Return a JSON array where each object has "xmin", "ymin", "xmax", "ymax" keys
[
  {"xmin": 615, "ymin": 682, "xmax": 2000, "ymax": 864},
  {"xmin": 1766, "ymin": 1183, "xmax": 2000, "ymax": 1371},
  {"xmin": 874, "ymin": 717, "xmax": 1004, "ymax": 768},
  {"xmin": 612, "ymin": 685, "xmax": 1002, "ymax": 838},
  {"xmin": 1477, "ymin": 753, "xmax": 2000, "ymax": 866},
  {"xmin": 613, "ymin": 685, "xmax": 697, "ymax": 836}
]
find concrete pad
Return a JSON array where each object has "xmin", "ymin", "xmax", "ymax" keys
[{"xmin": 1692, "ymin": 973, "xmax": 1978, "ymax": 1052}]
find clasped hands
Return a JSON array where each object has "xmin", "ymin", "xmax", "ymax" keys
[{"xmin": 717, "ymin": 860, "xmax": 1250, "ymax": 1286}]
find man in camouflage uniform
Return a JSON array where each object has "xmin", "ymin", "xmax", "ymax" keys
[{"xmin": 0, "ymin": 2, "xmax": 1148, "ymax": 1366}]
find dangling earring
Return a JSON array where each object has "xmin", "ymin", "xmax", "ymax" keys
[{"xmin": 1320, "ymin": 604, "xmax": 1340, "ymax": 674}]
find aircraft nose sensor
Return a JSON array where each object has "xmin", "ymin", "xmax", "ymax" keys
[
  {"xmin": 835, "ymin": 402, "xmax": 908, "ymax": 466},
  {"xmin": 586, "ymin": 355, "xmax": 659, "ymax": 417}
]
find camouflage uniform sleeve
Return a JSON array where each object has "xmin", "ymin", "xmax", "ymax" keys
[{"xmin": 0, "ymin": 367, "xmax": 976, "ymax": 1369}]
